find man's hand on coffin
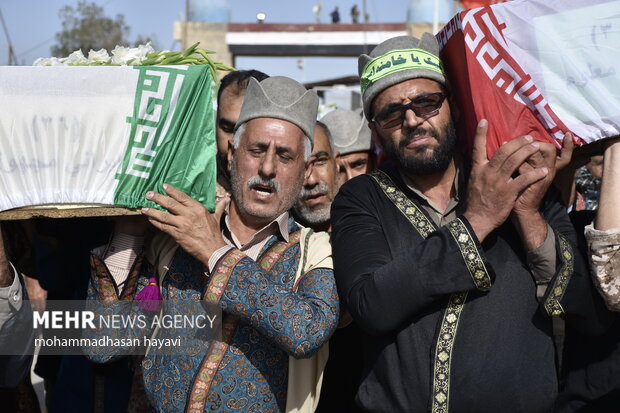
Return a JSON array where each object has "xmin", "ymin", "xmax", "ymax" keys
[
  {"xmin": 554, "ymin": 132, "xmax": 576, "ymax": 172},
  {"xmin": 509, "ymin": 137, "xmax": 566, "ymax": 252},
  {"xmin": 463, "ymin": 120, "xmax": 549, "ymax": 243},
  {"xmin": 141, "ymin": 184, "xmax": 228, "ymax": 265},
  {"xmin": 552, "ymin": 133, "xmax": 589, "ymax": 207},
  {"xmin": 0, "ymin": 225, "xmax": 13, "ymax": 288},
  {"xmin": 513, "ymin": 134, "xmax": 571, "ymax": 216}
]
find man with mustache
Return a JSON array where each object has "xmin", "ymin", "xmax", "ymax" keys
[
  {"xmin": 86, "ymin": 76, "xmax": 338, "ymax": 412},
  {"xmin": 331, "ymin": 34, "xmax": 604, "ymax": 411},
  {"xmin": 293, "ymin": 110, "xmax": 377, "ymax": 233},
  {"xmin": 293, "ymin": 121, "xmax": 339, "ymax": 232},
  {"xmin": 290, "ymin": 119, "xmax": 368, "ymax": 412}
]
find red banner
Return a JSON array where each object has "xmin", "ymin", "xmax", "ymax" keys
[
  {"xmin": 459, "ymin": 0, "xmax": 509, "ymax": 9},
  {"xmin": 437, "ymin": 6, "xmax": 575, "ymax": 158}
]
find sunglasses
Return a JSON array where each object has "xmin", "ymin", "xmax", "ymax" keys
[{"xmin": 372, "ymin": 92, "xmax": 447, "ymax": 129}]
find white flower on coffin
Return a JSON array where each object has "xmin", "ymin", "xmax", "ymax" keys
[
  {"xmin": 62, "ymin": 50, "xmax": 88, "ymax": 65},
  {"xmin": 32, "ymin": 57, "xmax": 63, "ymax": 66},
  {"xmin": 134, "ymin": 42, "xmax": 155, "ymax": 63},
  {"xmin": 110, "ymin": 45, "xmax": 137, "ymax": 65},
  {"xmin": 87, "ymin": 48, "xmax": 110, "ymax": 63},
  {"xmin": 111, "ymin": 42, "xmax": 155, "ymax": 65}
]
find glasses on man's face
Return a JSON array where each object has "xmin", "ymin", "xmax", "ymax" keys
[{"xmin": 372, "ymin": 92, "xmax": 447, "ymax": 129}]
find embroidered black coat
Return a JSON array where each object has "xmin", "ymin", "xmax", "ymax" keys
[{"xmin": 331, "ymin": 162, "xmax": 608, "ymax": 413}]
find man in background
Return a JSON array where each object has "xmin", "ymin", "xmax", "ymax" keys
[
  {"xmin": 293, "ymin": 121, "xmax": 339, "ymax": 233},
  {"xmin": 215, "ymin": 69, "xmax": 269, "ymax": 196},
  {"xmin": 321, "ymin": 109, "xmax": 376, "ymax": 186},
  {"xmin": 291, "ymin": 119, "xmax": 366, "ymax": 412}
]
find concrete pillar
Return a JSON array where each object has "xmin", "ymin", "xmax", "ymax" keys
[{"xmin": 173, "ymin": 21, "xmax": 233, "ymax": 79}]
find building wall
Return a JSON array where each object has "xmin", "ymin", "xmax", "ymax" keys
[
  {"xmin": 407, "ymin": 22, "xmax": 437, "ymax": 37},
  {"xmin": 173, "ymin": 21, "xmax": 232, "ymax": 79},
  {"xmin": 172, "ymin": 21, "xmax": 443, "ymax": 79}
]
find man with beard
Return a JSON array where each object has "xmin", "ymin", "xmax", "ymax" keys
[
  {"xmin": 86, "ymin": 76, "xmax": 338, "ymax": 412},
  {"xmin": 215, "ymin": 69, "xmax": 269, "ymax": 197},
  {"xmin": 291, "ymin": 121, "xmax": 364, "ymax": 412},
  {"xmin": 331, "ymin": 34, "xmax": 605, "ymax": 411},
  {"xmin": 293, "ymin": 121, "xmax": 339, "ymax": 232},
  {"xmin": 322, "ymin": 109, "xmax": 376, "ymax": 186}
]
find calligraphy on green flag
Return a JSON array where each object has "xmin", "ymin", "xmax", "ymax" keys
[{"xmin": 114, "ymin": 65, "xmax": 216, "ymax": 212}]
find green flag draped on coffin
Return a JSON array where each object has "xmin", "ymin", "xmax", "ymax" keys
[{"xmin": 0, "ymin": 65, "xmax": 216, "ymax": 213}]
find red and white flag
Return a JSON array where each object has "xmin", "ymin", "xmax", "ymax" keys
[
  {"xmin": 459, "ymin": 0, "xmax": 510, "ymax": 10},
  {"xmin": 438, "ymin": 0, "xmax": 620, "ymax": 157}
]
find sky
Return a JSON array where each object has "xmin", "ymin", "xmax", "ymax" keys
[{"xmin": 0, "ymin": 0, "xmax": 459, "ymax": 82}]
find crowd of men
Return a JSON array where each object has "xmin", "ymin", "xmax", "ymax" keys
[{"xmin": 1, "ymin": 32, "xmax": 619, "ymax": 413}]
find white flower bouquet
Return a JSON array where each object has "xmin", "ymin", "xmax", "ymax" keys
[{"xmin": 33, "ymin": 42, "xmax": 233, "ymax": 81}]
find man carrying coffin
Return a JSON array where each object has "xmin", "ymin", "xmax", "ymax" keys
[
  {"xmin": 86, "ymin": 76, "xmax": 338, "ymax": 412},
  {"xmin": 215, "ymin": 69, "xmax": 269, "ymax": 196},
  {"xmin": 331, "ymin": 34, "xmax": 607, "ymax": 412}
]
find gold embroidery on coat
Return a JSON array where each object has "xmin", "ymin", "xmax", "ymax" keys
[
  {"xmin": 446, "ymin": 219, "xmax": 491, "ymax": 291},
  {"xmin": 370, "ymin": 169, "xmax": 467, "ymax": 413},
  {"xmin": 432, "ymin": 292, "xmax": 467, "ymax": 413},
  {"xmin": 370, "ymin": 170, "xmax": 435, "ymax": 238},
  {"xmin": 544, "ymin": 232, "xmax": 573, "ymax": 317}
]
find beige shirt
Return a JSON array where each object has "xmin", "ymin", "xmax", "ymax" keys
[{"xmin": 401, "ymin": 171, "xmax": 460, "ymax": 228}]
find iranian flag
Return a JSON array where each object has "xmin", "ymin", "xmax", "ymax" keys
[
  {"xmin": 438, "ymin": 0, "xmax": 620, "ymax": 156},
  {"xmin": 0, "ymin": 65, "xmax": 216, "ymax": 213},
  {"xmin": 459, "ymin": 0, "xmax": 510, "ymax": 10}
]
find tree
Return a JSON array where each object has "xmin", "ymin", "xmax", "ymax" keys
[{"xmin": 51, "ymin": 1, "xmax": 137, "ymax": 57}]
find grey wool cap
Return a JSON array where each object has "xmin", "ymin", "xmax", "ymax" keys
[
  {"xmin": 358, "ymin": 33, "xmax": 446, "ymax": 120},
  {"xmin": 321, "ymin": 109, "xmax": 372, "ymax": 155},
  {"xmin": 235, "ymin": 76, "xmax": 319, "ymax": 145}
]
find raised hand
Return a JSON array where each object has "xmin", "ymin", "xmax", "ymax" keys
[
  {"xmin": 595, "ymin": 137, "xmax": 620, "ymax": 230},
  {"xmin": 509, "ymin": 133, "xmax": 575, "ymax": 251},
  {"xmin": 463, "ymin": 120, "xmax": 549, "ymax": 242},
  {"xmin": 513, "ymin": 135, "xmax": 569, "ymax": 216},
  {"xmin": 141, "ymin": 184, "xmax": 229, "ymax": 265},
  {"xmin": 555, "ymin": 132, "xmax": 575, "ymax": 172}
]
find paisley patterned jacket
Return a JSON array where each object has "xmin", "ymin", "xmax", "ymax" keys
[{"xmin": 85, "ymin": 217, "xmax": 339, "ymax": 412}]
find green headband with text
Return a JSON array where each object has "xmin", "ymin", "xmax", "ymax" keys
[{"xmin": 360, "ymin": 48, "xmax": 444, "ymax": 95}]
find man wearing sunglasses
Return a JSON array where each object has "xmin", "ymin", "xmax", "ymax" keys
[{"xmin": 331, "ymin": 34, "xmax": 604, "ymax": 411}]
